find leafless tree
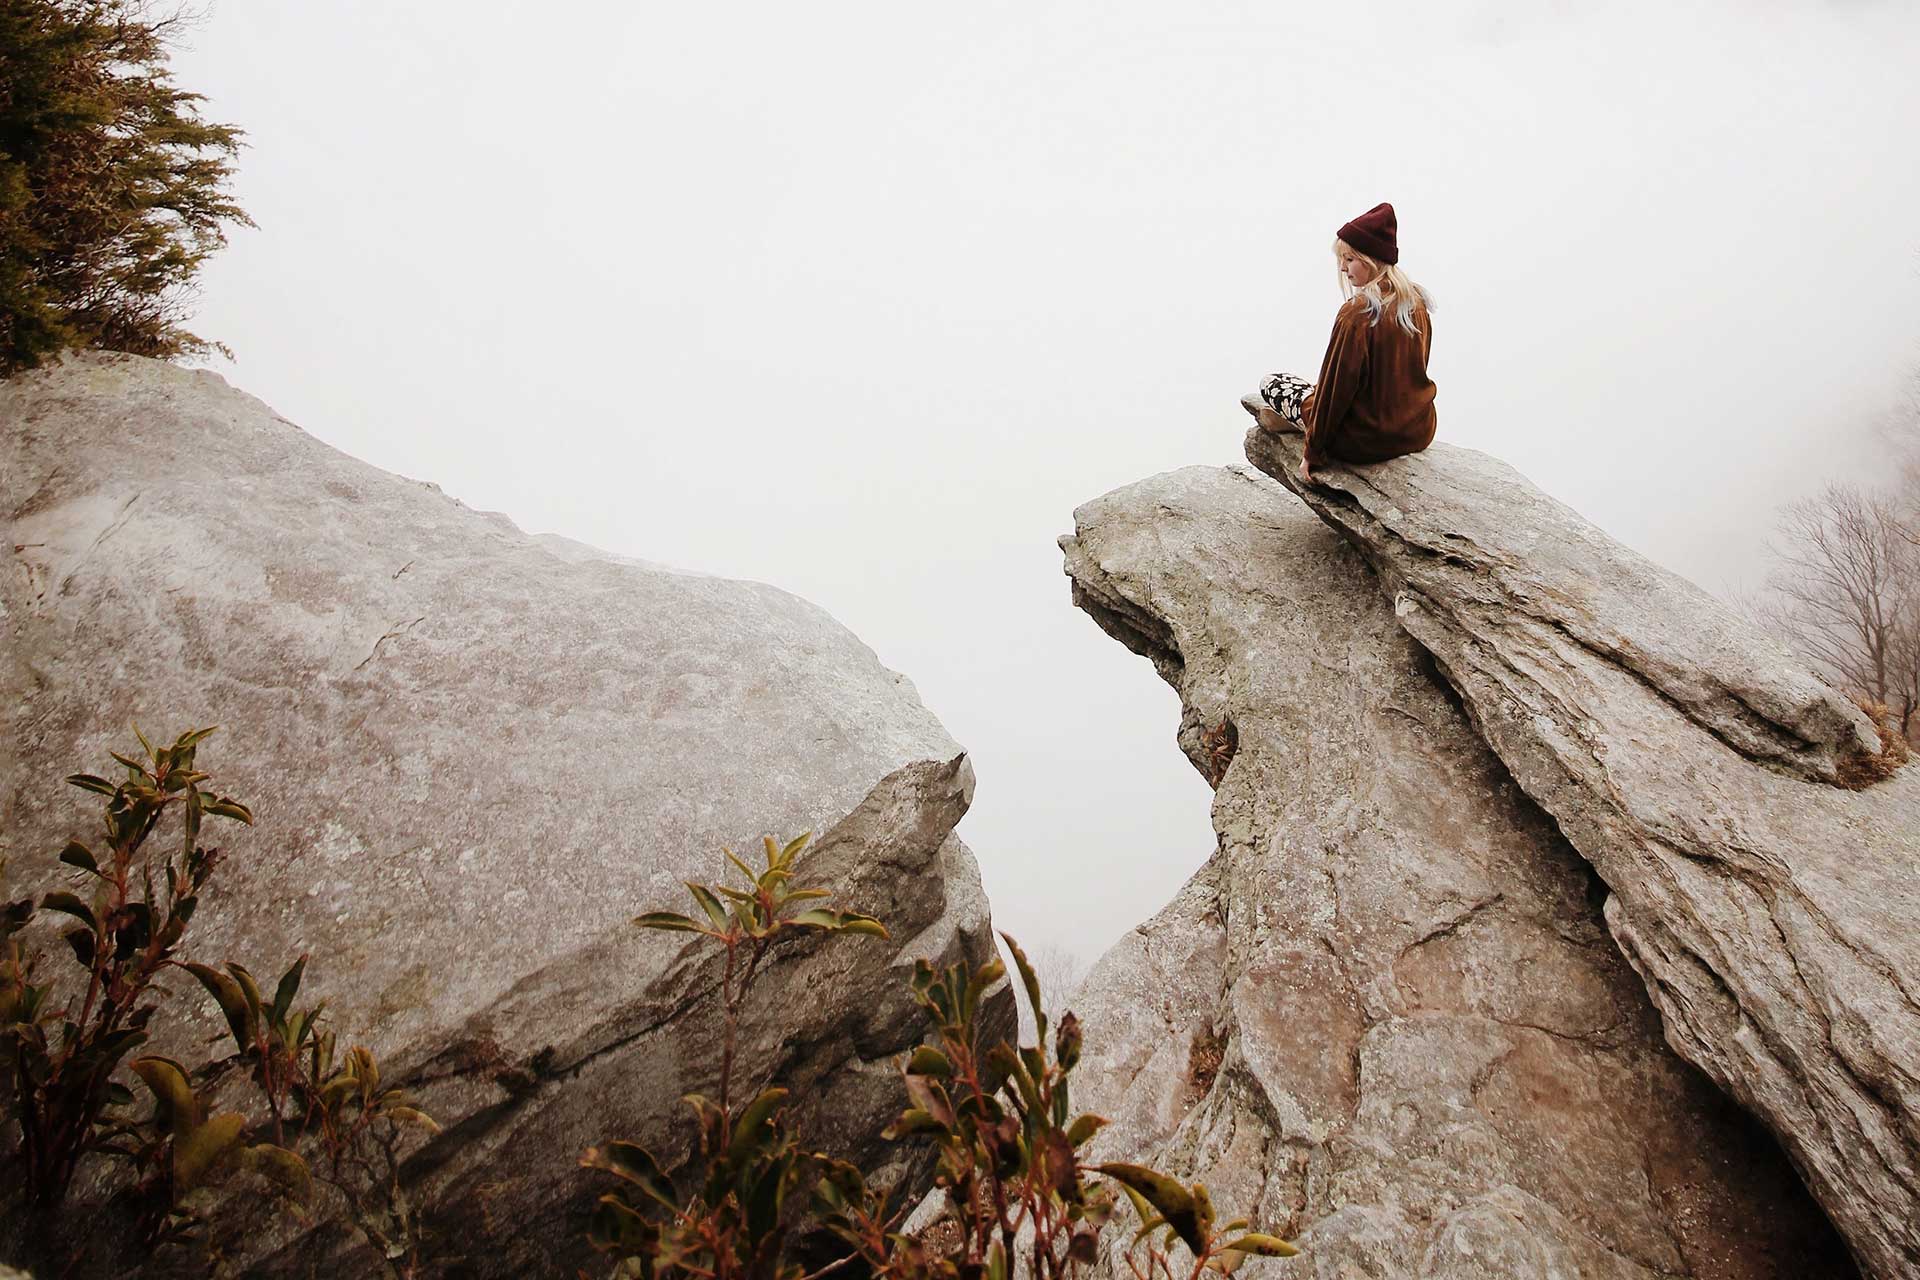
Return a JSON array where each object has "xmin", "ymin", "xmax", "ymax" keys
[{"xmin": 1759, "ymin": 481, "xmax": 1920, "ymax": 735}]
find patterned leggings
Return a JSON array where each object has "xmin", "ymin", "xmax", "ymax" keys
[{"xmin": 1259, "ymin": 373, "xmax": 1313, "ymax": 428}]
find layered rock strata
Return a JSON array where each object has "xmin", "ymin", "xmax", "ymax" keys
[
  {"xmin": 1242, "ymin": 410, "xmax": 1919, "ymax": 1279},
  {"xmin": 1, "ymin": 354, "xmax": 1009, "ymax": 1275},
  {"xmin": 1061, "ymin": 465, "xmax": 1853, "ymax": 1279}
]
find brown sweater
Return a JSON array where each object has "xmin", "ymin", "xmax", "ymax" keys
[{"xmin": 1302, "ymin": 294, "xmax": 1437, "ymax": 468}]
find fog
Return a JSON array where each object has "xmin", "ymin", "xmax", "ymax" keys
[{"xmin": 169, "ymin": 0, "xmax": 1920, "ymax": 966}]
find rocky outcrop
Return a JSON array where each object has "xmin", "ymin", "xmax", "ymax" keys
[
  {"xmin": 1, "ymin": 353, "xmax": 1010, "ymax": 1275},
  {"xmin": 1242, "ymin": 413, "xmax": 1920, "ymax": 1279},
  {"xmin": 1061, "ymin": 466, "xmax": 1854, "ymax": 1278}
]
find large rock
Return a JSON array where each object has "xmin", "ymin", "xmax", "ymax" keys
[
  {"xmin": 1060, "ymin": 466, "xmax": 1853, "ymax": 1278},
  {"xmin": 0, "ymin": 353, "xmax": 1010, "ymax": 1274},
  {"xmin": 1243, "ymin": 413, "xmax": 1920, "ymax": 1279}
]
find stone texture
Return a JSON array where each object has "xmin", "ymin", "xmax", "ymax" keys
[
  {"xmin": 0, "ymin": 353, "xmax": 1010, "ymax": 1275},
  {"xmin": 1243, "ymin": 409, "xmax": 1920, "ymax": 1279},
  {"xmin": 1061, "ymin": 465, "xmax": 1853, "ymax": 1279}
]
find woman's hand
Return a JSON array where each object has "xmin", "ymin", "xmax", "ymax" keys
[{"xmin": 1299, "ymin": 456, "xmax": 1315, "ymax": 483}]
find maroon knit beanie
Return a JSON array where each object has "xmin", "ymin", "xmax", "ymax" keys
[{"xmin": 1337, "ymin": 202, "xmax": 1399, "ymax": 265}]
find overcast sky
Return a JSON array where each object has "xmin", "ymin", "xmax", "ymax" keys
[{"xmin": 168, "ymin": 0, "xmax": 1920, "ymax": 969}]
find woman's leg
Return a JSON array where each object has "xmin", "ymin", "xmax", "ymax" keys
[{"xmin": 1260, "ymin": 373, "xmax": 1313, "ymax": 428}]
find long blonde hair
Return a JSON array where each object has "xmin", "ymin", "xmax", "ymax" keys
[{"xmin": 1334, "ymin": 239, "xmax": 1434, "ymax": 336}]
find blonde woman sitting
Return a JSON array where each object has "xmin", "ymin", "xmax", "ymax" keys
[{"xmin": 1255, "ymin": 202, "xmax": 1437, "ymax": 483}]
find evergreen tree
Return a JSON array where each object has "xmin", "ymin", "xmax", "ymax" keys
[{"xmin": 0, "ymin": 0, "xmax": 250, "ymax": 376}]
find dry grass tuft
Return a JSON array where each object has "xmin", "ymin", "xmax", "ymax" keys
[
  {"xmin": 1198, "ymin": 720, "xmax": 1238, "ymax": 789},
  {"xmin": 1187, "ymin": 1028, "xmax": 1226, "ymax": 1096},
  {"xmin": 1836, "ymin": 697, "xmax": 1911, "ymax": 790}
]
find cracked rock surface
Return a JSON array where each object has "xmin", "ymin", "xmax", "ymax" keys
[
  {"xmin": 0, "ymin": 353, "xmax": 1009, "ymax": 1275},
  {"xmin": 1243, "ymin": 415, "xmax": 1920, "ymax": 1279},
  {"xmin": 1060, "ymin": 465, "xmax": 1852, "ymax": 1279}
]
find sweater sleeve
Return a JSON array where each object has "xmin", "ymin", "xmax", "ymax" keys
[{"xmin": 1303, "ymin": 301, "xmax": 1370, "ymax": 468}]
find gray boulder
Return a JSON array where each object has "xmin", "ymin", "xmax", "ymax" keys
[
  {"xmin": 1061, "ymin": 465, "xmax": 1853, "ymax": 1278},
  {"xmin": 1243, "ymin": 412, "xmax": 1920, "ymax": 1279},
  {"xmin": 0, "ymin": 353, "xmax": 1009, "ymax": 1274}
]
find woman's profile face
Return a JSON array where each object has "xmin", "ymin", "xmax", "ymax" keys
[{"xmin": 1337, "ymin": 244, "xmax": 1377, "ymax": 288}]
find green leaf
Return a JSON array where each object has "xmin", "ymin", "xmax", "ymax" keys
[
  {"xmin": 384, "ymin": 1106, "xmax": 439, "ymax": 1133},
  {"xmin": 836, "ymin": 913, "xmax": 889, "ymax": 939},
  {"xmin": 724, "ymin": 846, "xmax": 758, "ymax": 884},
  {"xmin": 40, "ymin": 891, "xmax": 97, "ymax": 932},
  {"xmin": 1066, "ymin": 1113, "xmax": 1109, "ymax": 1148},
  {"xmin": 58, "ymin": 842, "xmax": 100, "ymax": 875},
  {"xmin": 987, "ymin": 1239, "xmax": 1008, "ymax": 1280},
  {"xmin": 906, "ymin": 1046, "xmax": 953, "ymax": 1077},
  {"xmin": 903, "ymin": 1073, "xmax": 956, "ymax": 1127},
  {"xmin": 1056, "ymin": 1010, "xmax": 1083, "ymax": 1072},
  {"xmin": 271, "ymin": 955, "xmax": 307, "ymax": 1025},
  {"xmin": 588, "ymin": 1194, "xmax": 658, "ymax": 1253},
  {"xmin": 85, "ymin": 1027, "xmax": 149, "ymax": 1079},
  {"xmin": 631, "ymin": 911, "xmax": 705, "ymax": 933},
  {"xmin": 728, "ymin": 1087, "xmax": 787, "ymax": 1164},
  {"xmin": 881, "ymin": 1107, "xmax": 947, "ymax": 1140},
  {"xmin": 226, "ymin": 963, "xmax": 266, "ymax": 1037},
  {"xmin": 319, "ymin": 1074, "xmax": 360, "ymax": 1109},
  {"xmin": 1096, "ymin": 1163, "xmax": 1205, "ymax": 1254},
  {"xmin": 988, "ymin": 1044, "xmax": 1042, "ymax": 1116},
  {"xmin": 1222, "ymin": 1235, "xmax": 1299, "ymax": 1258},
  {"xmin": 788, "ymin": 908, "xmax": 843, "ymax": 930},
  {"xmin": 241, "ymin": 1143, "xmax": 313, "ymax": 1203},
  {"xmin": 965, "ymin": 959, "xmax": 1006, "ymax": 1026},
  {"xmin": 66, "ymin": 773, "xmax": 118, "ymax": 796},
  {"xmin": 183, "ymin": 962, "xmax": 254, "ymax": 1053},
  {"xmin": 685, "ymin": 882, "xmax": 729, "ymax": 930},
  {"xmin": 582, "ymin": 1141, "xmax": 677, "ymax": 1211},
  {"xmin": 1001, "ymin": 932, "xmax": 1047, "ymax": 1043},
  {"xmin": 745, "ymin": 1149, "xmax": 794, "ymax": 1241},
  {"xmin": 201, "ymin": 795, "xmax": 253, "ymax": 824},
  {"xmin": 132, "ymin": 1056, "xmax": 197, "ymax": 1129},
  {"xmin": 788, "ymin": 908, "xmax": 890, "ymax": 939},
  {"xmin": 64, "ymin": 927, "xmax": 95, "ymax": 968},
  {"xmin": 176, "ymin": 1111, "xmax": 247, "ymax": 1189},
  {"xmin": 779, "ymin": 832, "xmax": 811, "ymax": 865},
  {"xmin": 682, "ymin": 1092, "xmax": 725, "ymax": 1149}
]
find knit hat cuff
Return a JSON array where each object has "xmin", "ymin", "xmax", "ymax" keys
[{"xmin": 1338, "ymin": 222, "xmax": 1398, "ymax": 265}]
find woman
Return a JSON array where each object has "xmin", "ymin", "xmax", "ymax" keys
[{"xmin": 1258, "ymin": 202, "xmax": 1437, "ymax": 482}]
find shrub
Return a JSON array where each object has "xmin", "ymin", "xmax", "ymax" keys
[
  {"xmin": 0, "ymin": 724, "xmax": 254, "ymax": 1212},
  {"xmin": 0, "ymin": 727, "xmax": 435, "ymax": 1276},
  {"xmin": 0, "ymin": 0, "xmax": 252, "ymax": 375},
  {"xmin": 1837, "ymin": 697, "xmax": 1912, "ymax": 789},
  {"xmin": 584, "ymin": 837, "xmax": 1298, "ymax": 1280}
]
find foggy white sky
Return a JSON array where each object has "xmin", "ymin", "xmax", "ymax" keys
[{"xmin": 169, "ymin": 1, "xmax": 1920, "ymax": 968}]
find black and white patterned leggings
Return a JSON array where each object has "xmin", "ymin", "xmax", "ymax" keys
[{"xmin": 1259, "ymin": 373, "xmax": 1314, "ymax": 427}]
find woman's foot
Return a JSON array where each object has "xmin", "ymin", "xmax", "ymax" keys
[{"xmin": 1244, "ymin": 402, "xmax": 1290, "ymax": 437}]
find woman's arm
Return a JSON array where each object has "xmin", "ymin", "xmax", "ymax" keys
[{"xmin": 1303, "ymin": 302, "xmax": 1369, "ymax": 470}]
